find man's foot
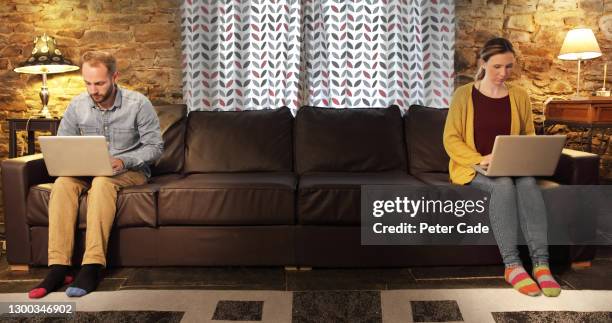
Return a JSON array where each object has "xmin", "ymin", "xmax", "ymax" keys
[
  {"xmin": 533, "ymin": 264, "xmax": 561, "ymax": 297},
  {"xmin": 504, "ymin": 264, "xmax": 541, "ymax": 296},
  {"xmin": 29, "ymin": 265, "xmax": 73, "ymax": 299},
  {"xmin": 65, "ymin": 264, "xmax": 104, "ymax": 297}
]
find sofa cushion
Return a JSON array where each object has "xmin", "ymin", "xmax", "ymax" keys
[
  {"xmin": 297, "ymin": 172, "xmax": 424, "ymax": 225},
  {"xmin": 295, "ymin": 106, "xmax": 406, "ymax": 174},
  {"xmin": 26, "ymin": 181, "xmax": 159, "ymax": 228},
  {"xmin": 158, "ymin": 172, "xmax": 296, "ymax": 225},
  {"xmin": 413, "ymin": 172, "xmax": 451, "ymax": 185},
  {"xmin": 184, "ymin": 107, "xmax": 293, "ymax": 173},
  {"xmin": 151, "ymin": 104, "xmax": 187, "ymax": 176},
  {"xmin": 405, "ymin": 105, "xmax": 450, "ymax": 174},
  {"xmin": 414, "ymin": 172, "xmax": 562, "ymax": 188}
]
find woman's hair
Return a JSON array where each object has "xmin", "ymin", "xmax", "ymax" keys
[
  {"xmin": 475, "ymin": 37, "xmax": 515, "ymax": 81},
  {"xmin": 81, "ymin": 51, "xmax": 117, "ymax": 75}
]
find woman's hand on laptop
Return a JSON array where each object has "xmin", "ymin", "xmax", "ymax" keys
[
  {"xmin": 111, "ymin": 158, "xmax": 125, "ymax": 172},
  {"xmin": 479, "ymin": 154, "xmax": 492, "ymax": 169}
]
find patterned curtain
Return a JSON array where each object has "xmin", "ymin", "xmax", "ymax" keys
[
  {"xmin": 181, "ymin": 0, "xmax": 454, "ymax": 111},
  {"xmin": 181, "ymin": 0, "xmax": 302, "ymax": 111},
  {"xmin": 301, "ymin": 0, "xmax": 455, "ymax": 109}
]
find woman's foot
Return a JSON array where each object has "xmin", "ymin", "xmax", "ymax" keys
[
  {"xmin": 29, "ymin": 265, "xmax": 74, "ymax": 299},
  {"xmin": 504, "ymin": 265, "xmax": 541, "ymax": 296},
  {"xmin": 533, "ymin": 264, "xmax": 561, "ymax": 297}
]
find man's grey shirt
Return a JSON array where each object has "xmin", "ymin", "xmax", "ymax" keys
[{"xmin": 58, "ymin": 87, "xmax": 164, "ymax": 178}]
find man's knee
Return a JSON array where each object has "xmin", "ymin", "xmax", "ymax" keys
[
  {"xmin": 90, "ymin": 176, "xmax": 119, "ymax": 192},
  {"xmin": 53, "ymin": 177, "xmax": 85, "ymax": 193}
]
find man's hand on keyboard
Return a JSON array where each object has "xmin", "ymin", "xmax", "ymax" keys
[{"xmin": 111, "ymin": 158, "xmax": 125, "ymax": 174}]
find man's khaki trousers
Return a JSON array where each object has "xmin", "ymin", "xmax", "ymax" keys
[{"xmin": 47, "ymin": 171, "xmax": 146, "ymax": 267}]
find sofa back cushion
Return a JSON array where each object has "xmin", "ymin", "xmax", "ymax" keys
[
  {"xmin": 404, "ymin": 105, "xmax": 449, "ymax": 174},
  {"xmin": 185, "ymin": 107, "xmax": 293, "ymax": 173},
  {"xmin": 151, "ymin": 104, "xmax": 187, "ymax": 176},
  {"xmin": 295, "ymin": 106, "xmax": 406, "ymax": 174}
]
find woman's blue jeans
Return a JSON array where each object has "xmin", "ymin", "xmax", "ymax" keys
[{"xmin": 470, "ymin": 174, "xmax": 549, "ymax": 266}]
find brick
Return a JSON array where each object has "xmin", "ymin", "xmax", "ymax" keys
[
  {"xmin": 134, "ymin": 23, "xmax": 178, "ymax": 42},
  {"xmin": 81, "ymin": 30, "xmax": 133, "ymax": 44},
  {"xmin": 454, "ymin": 47, "xmax": 476, "ymax": 72},
  {"xmin": 0, "ymin": 58, "xmax": 9, "ymax": 70},
  {"xmin": 1, "ymin": 45, "xmax": 22, "ymax": 57},
  {"xmin": 8, "ymin": 33, "xmax": 35, "ymax": 44},
  {"xmin": 506, "ymin": 14, "xmax": 535, "ymax": 32},
  {"xmin": 106, "ymin": 14, "xmax": 151, "ymax": 25},
  {"xmin": 582, "ymin": 0, "xmax": 604, "ymax": 12},
  {"xmin": 600, "ymin": 15, "xmax": 612, "ymax": 41},
  {"xmin": 155, "ymin": 48, "xmax": 179, "ymax": 59},
  {"xmin": 507, "ymin": 31, "xmax": 531, "ymax": 43},
  {"xmin": 504, "ymin": 4, "xmax": 536, "ymax": 15},
  {"xmin": 549, "ymin": 80, "xmax": 574, "ymax": 94},
  {"xmin": 555, "ymin": 0, "xmax": 579, "ymax": 10},
  {"xmin": 534, "ymin": 11, "xmax": 577, "ymax": 27}
]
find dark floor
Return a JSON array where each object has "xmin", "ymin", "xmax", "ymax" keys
[{"xmin": 0, "ymin": 246, "xmax": 611, "ymax": 294}]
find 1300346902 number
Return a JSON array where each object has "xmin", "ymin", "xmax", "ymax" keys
[{"xmin": 1, "ymin": 302, "xmax": 75, "ymax": 317}]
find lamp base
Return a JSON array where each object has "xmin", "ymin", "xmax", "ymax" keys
[{"xmin": 37, "ymin": 106, "xmax": 52, "ymax": 119}]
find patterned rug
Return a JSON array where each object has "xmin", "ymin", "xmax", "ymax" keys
[{"xmin": 0, "ymin": 289, "xmax": 611, "ymax": 322}]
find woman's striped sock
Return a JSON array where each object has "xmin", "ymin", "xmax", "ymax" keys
[
  {"xmin": 504, "ymin": 265, "xmax": 541, "ymax": 296},
  {"xmin": 533, "ymin": 264, "xmax": 561, "ymax": 297}
]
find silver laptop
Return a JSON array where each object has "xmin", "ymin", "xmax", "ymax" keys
[
  {"xmin": 473, "ymin": 135, "xmax": 566, "ymax": 177},
  {"xmin": 39, "ymin": 136, "xmax": 115, "ymax": 176}
]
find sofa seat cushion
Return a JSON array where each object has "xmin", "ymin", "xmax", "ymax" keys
[
  {"xmin": 27, "ymin": 181, "xmax": 159, "ymax": 228},
  {"xmin": 414, "ymin": 172, "xmax": 562, "ymax": 189},
  {"xmin": 413, "ymin": 172, "xmax": 451, "ymax": 185},
  {"xmin": 298, "ymin": 172, "xmax": 424, "ymax": 225},
  {"xmin": 158, "ymin": 173, "xmax": 296, "ymax": 225}
]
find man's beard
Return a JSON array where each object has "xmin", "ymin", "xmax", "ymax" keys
[{"xmin": 90, "ymin": 83, "xmax": 115, "ymax": 105}]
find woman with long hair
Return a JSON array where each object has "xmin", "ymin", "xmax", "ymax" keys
[{"xmin": 443, "ymin": 37, "xmax": 561, "ymax": 297}]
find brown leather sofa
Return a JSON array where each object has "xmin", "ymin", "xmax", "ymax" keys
[{"xmin": 1, "ymin": 104, "xmax": 601, "ymax": 269}]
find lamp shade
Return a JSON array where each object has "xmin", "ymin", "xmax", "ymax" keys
[
  {"xmin": 13, "ymin": 34, "xmax": 79, "ymax": 74},
  {"xmin": 558, "ymin": 28, "xmax": 602, "ymax": 61}
]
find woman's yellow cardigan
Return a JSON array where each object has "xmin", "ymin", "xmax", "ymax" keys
[{"xmin": 443, "ymin": 82, "xmax": 536, "ymax": 185}]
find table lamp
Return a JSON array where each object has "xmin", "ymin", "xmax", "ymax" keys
[
  {"xmin": 558, "ymin": 28, "xmax": 602, "ymax": 100},
  {"xmin": 14, "ymin": 34, "xmax": 79, "ymax": 118}
]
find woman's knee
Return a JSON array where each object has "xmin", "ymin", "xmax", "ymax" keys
[
  {"xmin": 491, "ymin": 176, "xmax": 514, "ymax": 188},
  {"xmin": 488, "ymin": 177, "xmax": 515, "ymax": 197},
  {"xmin": 515, "ymin": 176, "xmax": 537, "ymax": 187}
]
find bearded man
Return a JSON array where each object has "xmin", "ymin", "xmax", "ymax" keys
[{"xmin": 29, "ymin": 51, "xmax": 163, "ymax": 298}]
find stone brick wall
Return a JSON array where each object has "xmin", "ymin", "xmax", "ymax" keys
[
  {"xmin": 0, "ymin": 0, "xmax": 610, "ymax": 224},
  {"xmin": 455, "ymin": 0, "xmax": 612, "ymax": 179},
  {"xmin": 0, "ymin": 0, "xmax": 183, "ymax": 222}
]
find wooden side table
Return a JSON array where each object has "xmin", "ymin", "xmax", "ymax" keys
[
  {"xmin": 7, "ymin": 118, "xmax": 62, "ymax": 158},
  {"xmin": 545, "ymin": 98, "xmax": 612, "ymax": 179},
  {"xmin": 545, "ymin": 98, "xmax": 612, "ymax": 153}
]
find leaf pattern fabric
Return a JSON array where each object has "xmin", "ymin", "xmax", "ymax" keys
[{"xmin": 181, "ymin": 0, "xmax": 455, "ymax": 111}]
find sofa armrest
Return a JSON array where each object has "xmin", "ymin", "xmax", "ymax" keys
[
  {"xmin": 1, "ymin": 154, "xmax": 52, "ymax": 265},
  {"xmin": 552, "ymin": 149, "xmax": 600, "ymax": 185}
]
